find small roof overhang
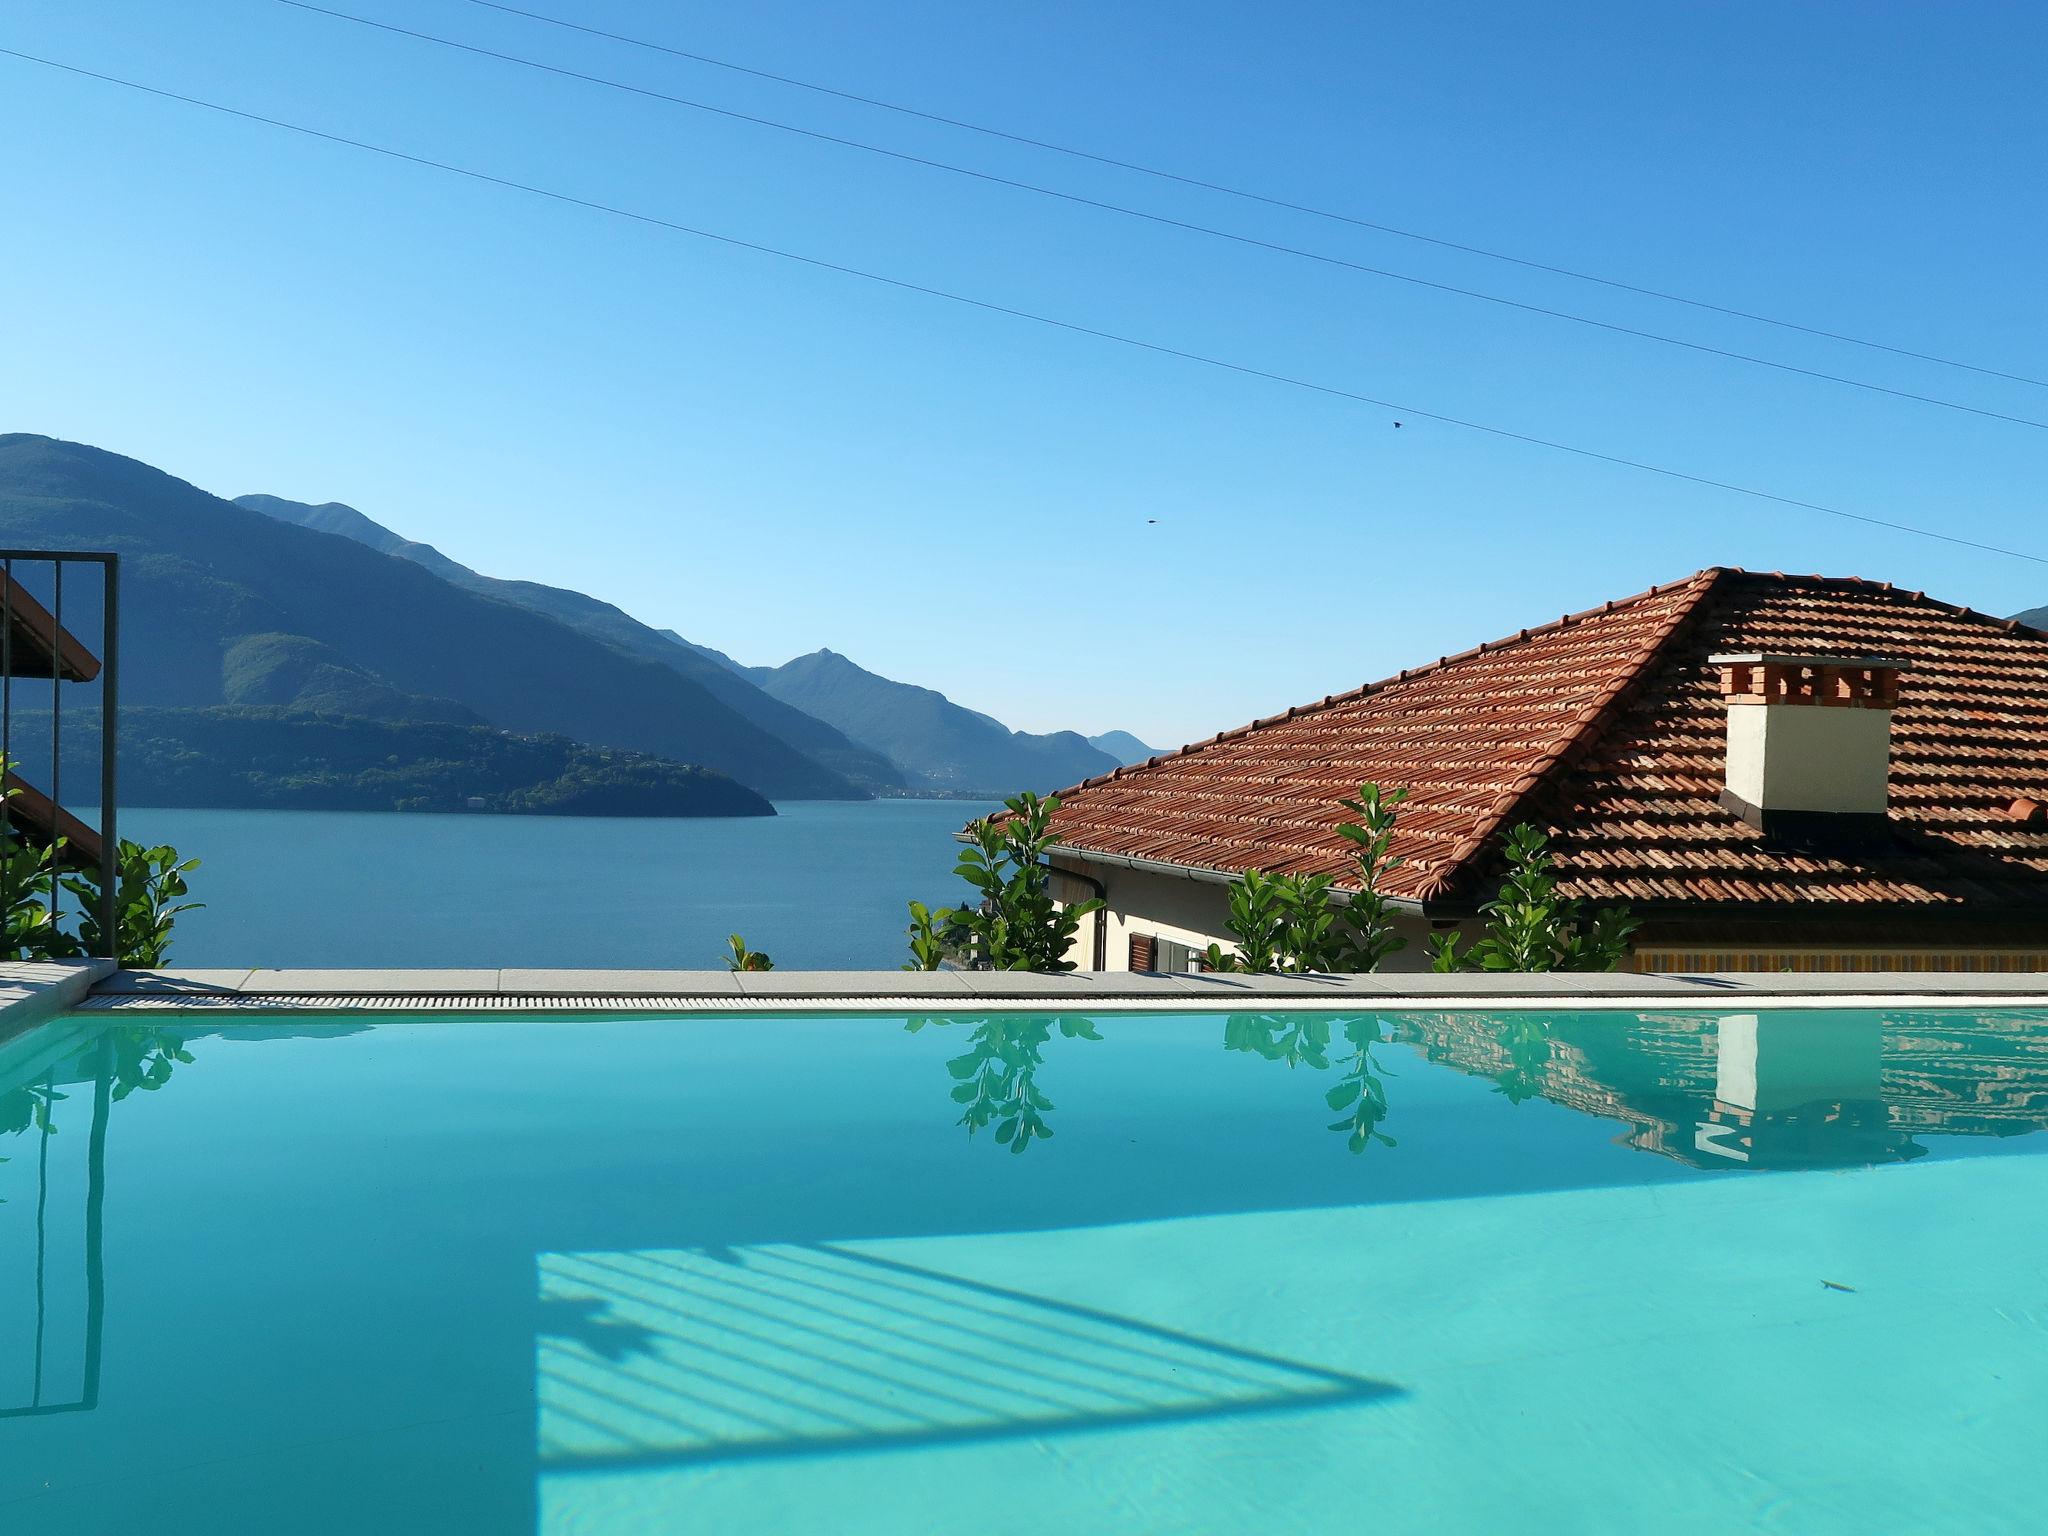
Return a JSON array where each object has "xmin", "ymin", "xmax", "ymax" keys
[{"xmin": 1, "ymin": 571, "xmax": 101, "ymax": 682}]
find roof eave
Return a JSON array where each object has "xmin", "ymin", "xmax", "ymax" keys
[{"xmin": 1047, "ymin": 844, "xmax": 1436, "ymax": 916}]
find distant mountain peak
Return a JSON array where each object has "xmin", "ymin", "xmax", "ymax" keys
[
  {"xmin": 235, "ymin": 493, "xmax": 473, "ymax": 583},
  {"xmin": 755, "ymin": 649, "xmax": 1119, "ymax": 797},
  {"xmin": 1086, "ymin": 730, "xmax": 1162, "ymax": 766}
]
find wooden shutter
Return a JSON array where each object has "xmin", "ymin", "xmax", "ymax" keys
[{"xmin": 1128, "ymin": 933, "xmax": 1155, "ymax": 971}]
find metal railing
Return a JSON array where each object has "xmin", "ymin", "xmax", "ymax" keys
[{"xmin": 0, "ymin": 550, "xmax": 119, "ymax": 959}]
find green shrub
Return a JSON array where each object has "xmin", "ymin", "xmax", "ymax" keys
[
  {"xmin": 1429, "ymin": 823, "xmax": 1637, "ymax": 973},
  {"xmin": 911, "ymin": 792, "xmax": 1102, "ymax": 972},
  {"xmin": 1205, "ymin": 783, "xmax": 1409, "ymax": 974},
  {"xmin": 0, "ymin": 833, "xmax": 65, "ymax": 963},
  {"xmin": 64, "ymin": 841, "xmax": 204, "ymax": 968},
  {"xmin": 0, "ymin": 761, "xmax": 200, "ymax": 966},
  {"xmin": 726, "ymin": 934, "xmax": 774, "ymax": 972},
  {"xmin": 1335, "ymin": 783, "xmax": 1408, "ymax": 970},
  {"xmin": 902, "ymin": 900, "xmax": 952, "ymax": 971},
  {"xmin": 1205, "ymin": 869, "xmax": 1353, "ymax": 973}
]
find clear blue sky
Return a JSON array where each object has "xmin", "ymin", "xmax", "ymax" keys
[{"xmin": 4, "ymin": 0, "xmax": 2044, "ymax": 748}]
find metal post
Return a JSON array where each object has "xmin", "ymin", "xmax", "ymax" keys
[
  {"xmin": 99, "ymin": 557, "xmax": 118, "ymax": 962},
  {"xmin": 2, "ymin": 557, "xmax": 11, "ymax": 829},
  {"xmin": 50, "ymin": 561, "xmax": 61, "ymax": 937}
]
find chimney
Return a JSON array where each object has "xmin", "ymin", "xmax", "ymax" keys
[{"xmin": 1711, "ymin": 654, "xmax": 1908, "ymax": 833}]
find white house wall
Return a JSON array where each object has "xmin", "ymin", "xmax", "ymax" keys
[{"xmin": 1058, "ymin": 859, "xmax": 1445, "ymax": 973}]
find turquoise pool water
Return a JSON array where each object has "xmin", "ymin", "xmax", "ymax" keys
[{"xmin": 3, "ymin": 1007, "xmax": 2045, "ymax": 1534}]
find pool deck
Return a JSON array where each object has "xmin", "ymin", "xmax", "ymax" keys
[{"xmin": 45, "ymin": 964, "xmax": 2048, "ymax": 1013}]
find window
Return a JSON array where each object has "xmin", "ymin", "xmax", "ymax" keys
[{"xmin": 1129, "ymin": 933, "xmax": 1205, "ymax": 972}]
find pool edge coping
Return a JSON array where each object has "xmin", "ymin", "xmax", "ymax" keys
[
  {"xmin": 0, "ymin": 959, "xmax": 119, "ymax": 1036},
  {"xmin": 71, "ymin": 967, "xmax": 2048, "ymax": 1014}
]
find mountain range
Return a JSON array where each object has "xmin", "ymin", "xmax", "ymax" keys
[
  {"xmin": 235, "ymin": 493, "xmax": 906, "ymax": 794},
  {"xmin": 0, "ymin": 434, "xmax": 1150, "ymax": 812},
  {"xmin": 678, "ymin": 645, "xmax": 1124, "ymax": 796},
  {"xmin": 237, "ymin": 488, "xmax": 1149, "ymax": 797}
]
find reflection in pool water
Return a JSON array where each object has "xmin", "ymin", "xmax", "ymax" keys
[
  {"xmin": 913, "ymin": 1006, "xmax": 2048, "ymax": 1169},
  {"xmin": 4, "ymin": 1006, "xmax": 2046, "ymax": 1534}
]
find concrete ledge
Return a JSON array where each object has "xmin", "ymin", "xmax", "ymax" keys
[
  {"xmin": 0, "ymin": 960, "xmax": 117, "ymax": 1039},
  {"xmin": 499, "ymin": 969, "xmax": 745, "ymax": 996},
  {"xmin": 238, "ymin": 968, "xmax": 504, "ymax": 995},
  {"xmin": 95, "ymin": 968, "xmax": 257, "ymax": 995},
  {"xmin": 735, "ymin": 970, "xmax": 974, "ymax": 998},
  {"xmin": 65, "ymin": 966, "xmax": 2048, "ymax": 1014}
]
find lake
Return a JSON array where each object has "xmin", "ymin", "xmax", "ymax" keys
[{"xmin": 112, "ymin": 800, "xmax": 998, "ymax": 970}]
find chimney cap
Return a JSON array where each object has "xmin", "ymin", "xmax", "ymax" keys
[{"xmin": 1709, "ymin": 653, "xmax": 1911, "ymax": 670}]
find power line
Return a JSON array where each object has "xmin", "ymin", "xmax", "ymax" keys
[
  {"xmin": 453, "ymin": 0, "xmax": 2048, "ymax": 394},
  {"xmin": 5, "ymin": 46, "xmax": 2043, "ymax": 568},
  {"xmin": 276, "ymin": 0, "xmax": 2048, "ymax": 435}
]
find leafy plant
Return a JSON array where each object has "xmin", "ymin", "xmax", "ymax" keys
[
  {"xmin": 1279, "ymin": 874, "xmax": 1351, "ymax": 971},
  {"xmin": 1336, "ymin": 783, "xmax": 1409, "ymax": 971},
  {"xmin": 1206, "ymin": 872, "xmax": 1354, "ymax": 973},
  {"xmin": 0, "ymin": 832, "xmax": 66, "ymax": 962},
  {"xmin": 0, "ymin": 761, "xmax": 202, "ymax": 967},
  {"xmin": 1430, "ymin": 823, "xmax": 1637, "ymax": 973},
  {"xmin": 726, "ymin": 933, "xmax": 774, "ymax": 971},
  {"xmin": 922, "ymin": 792, "xmax": 1102, "ymax": 972},
  {"xmin": 63, "ymin": 840, "xmax": 203, "ymax": 967},
  {"xmin": 1205, "ymin": 783, "xmax": 1408, "ymax": 974},
  {"xmin": 902, "ymin": 900, "xmax": 955, "ymax": 971},
  {"xmin": 1207, "ymin": 868, "xmax": 1290, "ymax": 973}
]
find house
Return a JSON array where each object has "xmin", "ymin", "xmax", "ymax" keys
[{"xmin": 1036, "ymin": 569, "xmax": 2048, "ymax": 973}]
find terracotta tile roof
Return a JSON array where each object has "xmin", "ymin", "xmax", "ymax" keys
[{"xmin": 1039, "ymin": 569, "xmax": 2048, "ymax": 915}]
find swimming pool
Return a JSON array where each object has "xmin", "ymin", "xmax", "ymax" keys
[{"xmin": 4, "ymin": 1006, "xmax": 2044, "ymax": 1533}]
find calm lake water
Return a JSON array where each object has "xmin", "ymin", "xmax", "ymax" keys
[{"xmin": 113, "ymin": 800, "xmax": 997, "ymax": 970}]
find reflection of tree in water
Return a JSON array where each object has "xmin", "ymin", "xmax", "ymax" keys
[
  {"xmin": 0, "ymin": 1079, "xmax": 65, "ymax": 1203},
  {"xmin": 1, "ymin": 1078, "xmax": 64, "ymax": 1137},
  {"xmin": 1223, "ymin": 1014, "xmax": 1333, "ymax": 1071},
  {"xmin": 908, "ymin": 1014, "xmax": 1102, "ymax": 1154},
  {"xmin": 3, "ymin": 1017, "xmax": 369, "ymax": 1418},
  {"xmin": 107, "ymin": 1027, "xmax": 195, "ymax": 1102},
  {"xmin": 1488, "ymin": 1015, "xmax": 1553, "ymax": 1104},
  {"xmin": 2, "ymin": 1027, "xmax": 201, "ymax": 1202},
  {"xmin": 1324, "ymin": 1018, "xmax": 1397, "ymax": 1153},
  {"xmin": 1226, "ymin": 1014, "xmax": 1397, "ymax": 1156}
]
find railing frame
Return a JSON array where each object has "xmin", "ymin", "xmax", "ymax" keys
[{"xmin": 0, "ymin": 550, "xmax": 119, "ymax": 960}]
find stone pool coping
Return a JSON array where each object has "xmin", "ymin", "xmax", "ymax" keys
[
  {"xmin": 0, "ymin": 960, "xmax": 118, "ymax": 1035},
  {"xmin": 57, "ymin": 966, "xmax": 2048, "ymax": 1014}
]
